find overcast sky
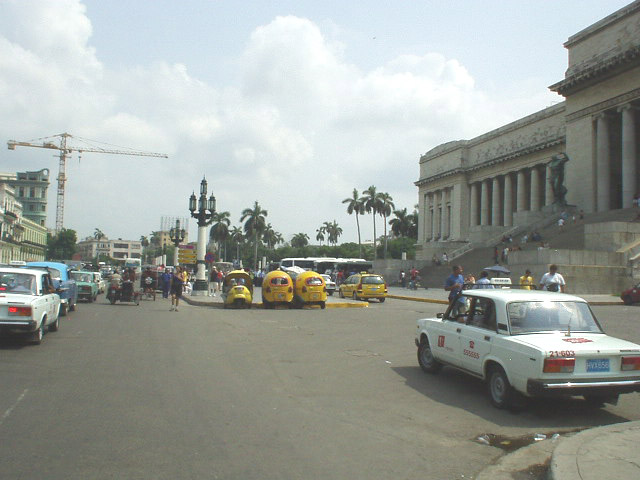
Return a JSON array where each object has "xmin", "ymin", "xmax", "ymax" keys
[{"xmin": 0, "ymin": 0, "xmax": 631, "ymax": 245}]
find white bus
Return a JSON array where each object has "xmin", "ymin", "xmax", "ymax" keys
[
  {"xmin": 124, "ymin": 257, "xmax": 142, "ymax": 275},
  {"xmin": 278, "ymin": 257, "xmax": 372, "ymax": 275}
]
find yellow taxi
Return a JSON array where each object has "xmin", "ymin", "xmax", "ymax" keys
[
  {"xmin": 261, "ymin": 270, "xmax": 294, "ymax": 308},
  {"xmin": 339, "ymin": 272, "xmax": 387, "ymax": 302},
  {"xmin": 222, "ymin": 270, "xmax": 253, "ymax": 309}
]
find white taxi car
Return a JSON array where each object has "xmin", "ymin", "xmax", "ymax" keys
[
  {"xmin": 0, "ymin": 267, "xmax": 61, "ymax": 344},
  {"xmin": 415, "ymin": 289, "xmax": 640, "ymax": 409}
]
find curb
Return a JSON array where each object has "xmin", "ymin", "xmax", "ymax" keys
[
  {"xmin": 181, "ymin": 296, "xmax": 369, "ymax": 309},
  {"xmin": 387, "ymin": 294, "xmax": 448, "ymax": 304}
]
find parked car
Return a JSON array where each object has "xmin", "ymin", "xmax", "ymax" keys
[
  {"xmin": 71, "ymin": 270, "xmax": 98, "ymax": 302},
  {"xmin": 621, "ymin": 283, "xmax": 640, "ymax": 305},
  {"xmin": 339, "ymin": 273, "xmax": 387, "ymax": 302},
  {"xmin": 26, "ymin": 262, "xmax": 78, "ymax": 316},
  {"xmin": 261, "ymin": 270, "xmax": 294, "ymax": 308},
  {"xmin": 0, "ymin": 266, "xmax": 61, "ymax": 344},
  {"xmin": 321, "ymin": 274, "xmax": 336, "ymax": 296},
  {"xmin": 415, "ymin": 288, "xmax": 640, "ymax": 409}
]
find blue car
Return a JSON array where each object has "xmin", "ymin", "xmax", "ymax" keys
[{"xmin": 26, "ymin": 262, "xmax": 78, "ymax": 316}]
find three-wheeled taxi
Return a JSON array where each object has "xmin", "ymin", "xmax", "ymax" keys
[
  {"xmin": 261, "ymin": 270, "xmax": 293, "ymax": 308},
  {"xmin": 291, "ymin": 269, "xmax": 327, "ymax": 309},
  {"xmin": 222, "ymin": 270, "xmax": 253, "ymax": 309}
]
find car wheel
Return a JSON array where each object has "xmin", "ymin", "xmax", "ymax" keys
[
  {"xmin": 320, "ymin": 301, "xmax": 326, "ymax": 309},
  {"xmin": 88, "ymin": 295, "xmax": 93, "ymax": 303},
  {"xmin": 339, "ymin": 289, "xmax": 344, "ymax": 298},
  {"xmin": 31, "ymin": 322, "xmax": 45, "ymax": 345},
  {"xmin": 352, "ymin": 292, "xmax": 358, "ymax": 301},
  {"xmin": 69, "ymin": 302, "xmax": 76, "ymax": 312},
  {"xmin": 110, "ymin": 295, "xmax": 116, "ymax": 305},
  {"xmin": 487, "ymin": 365, "xmax": 514, "ymax": 409},
  {"xmin": 59, "ymin": 303, "xmax": 68, "ymax": 317},
  {"xmin": 49, "ymin": 315, "xmax": 59, "ymax": 332},
  {"xmin": 417, "ymin": 337, "xmax": 442, "ymax": 374},
  {"xmin": 379, "ymin": 297, "xmax": 386, "ymax": 303},
  {"xmin": 622, "ymin": 295, "xmax": 633, "ymax": 305},
  {"xmin": 262, "ymin": 299, "xmax": 272, "ymax": 309}
]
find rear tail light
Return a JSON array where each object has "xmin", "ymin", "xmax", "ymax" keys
[
  {"xmin": 8, "ymin": 306, "xmax": 32, "ymax": 316},
  {"xmin": 265, "ymin": 287, "xmax": 271, "ymax": 293},
  {"xmin": 357, "ymin": 283, "xmax": 362, "ymax": 291},
  {"xmin": 621, "ymin": 356, "xmax": 640, "ymax": 371},
  {"xmin": 323, "ymin": 286, "xmax": 326, "ymax": 292},
  {"xmin": 543, "ymin": 357, "xmax": 575, "ymax": 373},
  {"xmin": 288, "ymin": 287, "xmax": 293, "ymax": 293},
  {"xmin": 302, "ymin": 286, "xmax": 307, "ymax": 293}
]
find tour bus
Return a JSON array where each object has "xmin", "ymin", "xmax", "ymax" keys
[{"xmin": 279, "ymin": 257, "xmax": 373, "ymax": 275}]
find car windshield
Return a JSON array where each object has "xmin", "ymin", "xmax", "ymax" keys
[
  {"xmin": 306, "ymin": 277, "xmax": 323, "ymax": 286},
  {"xmin": 362, "ymin": 276, "xmax": 384, "ymax": 285},
  {"xmin": 71, "ymin": 272, "xmax": 94, "ymax": 283},
  {"xmin": 507, "ymin": 301, "xmax": 602, "ymax": 334},
  {"xmin": 270, "ymin": 277, "xmax": 289, "ymax": 286},
  {"xmin": 0, "ymin": 272, "xmax": 37, "ymax": 295}
]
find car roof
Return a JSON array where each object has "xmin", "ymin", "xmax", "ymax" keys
[
  {"xmin": 0, "ymin": 267, "xmax": 46, "ymax": 276},
  {"xmin": 27, "ymin": 261, "xmax": 69, "ymax": 269},
  {"xmin": 460, "ymin": 288, "xmax": 586, "ymax": 304}
]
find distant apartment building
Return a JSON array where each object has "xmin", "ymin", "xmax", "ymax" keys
[
  {"xmin": 77, "ymin": 237, "xmax": 143, "ymax": 261},
  {"xmin": 0, "ymin": 182, "xmax": 47, "ymax": 262},
  {"xmin": 0, "ymin": 169, "xmax": 50, "ymax": 227}
]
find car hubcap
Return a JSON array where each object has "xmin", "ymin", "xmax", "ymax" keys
[
  {"xmin": 421, "ymin": 346, "xmax": 433, "ymax": 365},
  {"xmin": 492, "ymin": 375, "xmax": 505, "ymax": 400}
]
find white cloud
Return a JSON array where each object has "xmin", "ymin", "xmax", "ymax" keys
[{"xmin": 0, "ymin": 1, "xmax": 551, "ymax": 247}]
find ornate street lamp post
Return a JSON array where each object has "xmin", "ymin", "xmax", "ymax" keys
[
  {"xmin": 169, "ymin": 219, "xmax": 185, "ymax": 267},
  {"xmin": 188, "ymin": 177, "xmax": 216, "ymax": 295}
]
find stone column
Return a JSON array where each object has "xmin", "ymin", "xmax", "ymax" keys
[
  {"xmin": 545, "ymin": 164, "xmax": 554, "ymax": 206},
  {"xmin": 492, "ymin": 177, "xmax": 501, "ymax": 226},
  {"xmin": 423, "ymin": 193, "xmax": 431, "ymax": 242},
  {"xmin": 516, "ymin": 170, "xmax": 526, "ymax": 212},
  {"xmin": 441, "ymin": 188, "xmax": 449, "ymax": 239},
  {"xmin": 480, "ymin": 180, "xmax": 489, "ymax": 226},
  {"xmin": 469, "ymin": 182, "xmax": 478, "ymax": 227},
  {"xmin": 620, "ymin": 105, "xmax": 637, "ymax": 208},
  {"xmin": 596, "ymin": 113, "xmax": 611, "ymax": 212},
  {"xmin": 434, "ymin": 190, "xmax": 441, "ymax": 239},
  {"xmin": 530, "ymin": 166, "xmax": 540, "ymax": 211},
  {"xmin": 503, "ymin": 173, "xmax": 513, "ymax": 226}
]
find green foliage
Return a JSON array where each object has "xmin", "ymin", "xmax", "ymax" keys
[
  {"xmin": 46, "ymin": 228, "xmax": 77, "ymax": 260},
  {"xmin": 376, "ymin": 237, "xmax": 416, "ymax": 260}
]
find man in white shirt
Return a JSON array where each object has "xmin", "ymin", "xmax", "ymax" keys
[
  {"xmin": 539, "ymin": 264, "xmax": 566, "ymax": 292},
  {"xmin": 474, "ymin": 270, "xmax": 494, "ymax": 289}
]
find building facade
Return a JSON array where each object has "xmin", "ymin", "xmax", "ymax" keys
[
  {"xmin": 0, "ymin": 182, "xmax": 47, "ymax": 262},
  {"xmin": 0, "ymin": 169, "xmax": 50, "ymax": 227},
  {"xmin": 76, "ymin": 237, "xmax": 143, "ymax": 262},
  {"xmin": 416, "ymin": 1, "xmax": 640, "ymax": 259}
]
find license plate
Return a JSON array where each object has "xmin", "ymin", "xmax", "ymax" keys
[
  {"xmin": 277, "ymin": 293, "xmax": 284, "ymax": 299},
  {"xmin": 311, "ymin": 293, "xmax": 319, "ymax": 300},
  {"xmin": 586, "ymin": 358, "xmax": 610, "ymax": 372}
]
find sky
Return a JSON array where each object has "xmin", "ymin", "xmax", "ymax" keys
[{"xmin": 0, "ymin": 0, "xmax": 632, "ymax": 246}]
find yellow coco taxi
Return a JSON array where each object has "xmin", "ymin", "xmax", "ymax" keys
[
  {"xmin": 339, "ymin": 273, "xmax": 387, "ymax": 302},
  {"xmin": 261, "ymin": 270, "xmax": 294, "ymax": 308},
  {"xmin": 292, "ymin": 270, "xmax": 327, "ymax": 309},
  {"xmin": 222, "ymin": 270, "xmax": 253, "ymax": 309}
]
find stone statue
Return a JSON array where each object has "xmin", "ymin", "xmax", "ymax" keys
[{"xmin": 548, "ymin": 153, "xmax": 569, "ymax": 206}]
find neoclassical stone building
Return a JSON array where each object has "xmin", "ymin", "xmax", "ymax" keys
[{"xmin": 416, "ymin": 1, "xmax": 640, "ymax": 260}]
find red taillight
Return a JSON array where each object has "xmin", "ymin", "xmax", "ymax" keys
[
  {"xmin": 543, "ymin": 357, "xmax": 575, "ymax": 373},
  {"xmin": 265, "ymin": 287, "xmax": 271, "ymax": 293},
  {"xmin": 302, "ymin": 286, "xmax": 307, "ymax": 293},
  {"xmin": 8, "ymin": 306, "xmax": 32, "ymax": 316},
  {"xmin": 323, "ymin": 286, "xmax": 326, "ymax": 292},
  {"xmin": 288, "ymin": 287, "xmax": 293, "ymax": 293},
  {"xmin": 621, "ymin": 356, "xmax": 640, "ymax": 371},
  {"xmin": 357, "ymin": 283, "xmax": 362, "ymax": 291}
]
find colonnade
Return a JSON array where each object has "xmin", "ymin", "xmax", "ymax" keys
[
  {"xmin": 595, "ymin": 103, "xmax": 638, "ymax": 211},
  {"xmin": 423, "ymin": 188, "xmax": 452, "ymax": 241}
]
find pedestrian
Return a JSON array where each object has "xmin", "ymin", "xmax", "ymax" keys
[
  {"xmin": 444, "ymin": 265, "xmax": 464, "ymax": 305},
  {"xmin": 474, "ymin": 270, "xmax": 494, "ymax": 289},
  {"xmin": 170, "ymin": 266, "xmax": 184, "ymax": 311},
  {"xmin": 161, "ymin": 268, "xmax": 172, "ymax": 299},
  {"xmin": 493, "ymin": 246, "xmax": 499, "ymax": 264},
  {"xmin": 410, "ymin": 266, "xmax": 419, "ymax": 289},
  {"xmin": 209, "ymin": 266, "xmax": 218, "ymax": 296},
  {"xmin": 502, "ymin": 247, "xmax": 509, "ymax": 264},
  {"xmin": 558, "ymin": 217, "xmax": 565, "ymax": 229},
  {"xmin": 442, "ymin": 252, "xmax": 449, "ymax": 265},
  {"xmin": 399, "ymin": 270, "xmax": 406, "ymax": 288},
  {"xmin": 519, "ymin": 269, "xmax": 534, "ymax": 290},
  {"xmin": 539, "ymin": 264, "xmax": 565, "ymax": 293}
]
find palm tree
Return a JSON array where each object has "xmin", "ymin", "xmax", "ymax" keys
[
  {"xmin": 362, "ymin": 185, "xmax": 383, "ymax": 259},
  {"xmin": 93, "ymin": 228, "xmax": 106, "ymax": 240},
  {"xmin": 342, "ymin": 188, "xmax": 365, "ymax": 257},
  {"xmin": 378, "ymin": 192, "xmax": 395, "ymax": 259},
  {"xmin": 240, "ymin": 201, "xmax": 268, "ymax": 269},
  {"xmin": 210, "ymin": 211, "xmax": 231, "ymax": 261},
  {"xmin": 139, "ymin": 235, "xmax": 149, "ymax": 263},
  {"xmin": 291, "ymin": 232, "xmax": 310, "ymax": 248},
  {"xmin": 326, "ymin": 220, "xmax": 342, "ymax": 246},
  {"xmin": 390, "ymin": 208, "xmax": 411, "ymax": 237},
  {"xmin": 263, "ymin": 224, "xmax": 281, "ymax": 250},
  {"xmin": 408, "ymin": 205, "xmax": 419, "ymax": 239},
  {"xmin": 315, "ymin": 226, "xmax": 326, "ymax": 245},
  {"xmin": 229, "ymin": 226, "xmax": 244, "ymax": 263}
]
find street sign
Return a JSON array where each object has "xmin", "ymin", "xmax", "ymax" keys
[
  {"xmin": 178, "ymin": 247, "xmax": 197, "ymax": 265},
  {"xmin": 205, "ymin": 252, "xmax": 215, "ymax": 263}
]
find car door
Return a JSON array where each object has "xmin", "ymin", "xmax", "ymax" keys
[
  {"xmin": 459, "ymin": 297, "xmax": 496, "ymax": 374},
  {"xmin": 342, "ymin": 275, "xmax": 355, "ymax": 297},
  {"xmin": 429, "ymin": 295, "xmax": 469, "ymax": 366}
]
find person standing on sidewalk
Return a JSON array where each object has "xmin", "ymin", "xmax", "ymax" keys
[
  {"xmin": 519, "ymin": 269, "xmax": 534, "ymax": 290},
  {"xmin": 170, "ymin": 266, "xmax": 184, "ymax": 311},
  {"xmin": 539, "ymin": 264, "xmax": 566, "ymax": 293},
  {"xmin": 209, "ymin": 266, "xmax": 218, "ymax": 296}
]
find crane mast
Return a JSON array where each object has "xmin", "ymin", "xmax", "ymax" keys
[{"xmin": 7, "ymin": 132, "xmax": 168, "ymax": 232}]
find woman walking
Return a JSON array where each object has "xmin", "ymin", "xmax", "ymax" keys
[{"xmin": 170, "ymin": 266, "xmax": 184, "ymax": 311}]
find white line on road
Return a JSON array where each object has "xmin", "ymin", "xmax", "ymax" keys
[{"xmin": 0, "ymin": 389, "xmax": 28, "ymax": 427}]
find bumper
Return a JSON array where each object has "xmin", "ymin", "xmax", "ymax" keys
[
  {"xmin": 527, "ymin": 377, "xmax": 640, "ymax": 396},
  {"xmin": 0, "ymin": 320, "xmax": 37, "ymax": 333},
  {"xmin": 78, "ymin": 292, "xmax": 94, "ymax": 300}
]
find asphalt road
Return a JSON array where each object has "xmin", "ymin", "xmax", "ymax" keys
[{"xmin": 1, "ymin": 296, "xmax": 639, "ymax": 479}]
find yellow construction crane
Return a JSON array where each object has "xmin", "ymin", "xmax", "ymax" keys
[{"xmin": 7, "ymin": 132, "xmax": 168, "ymax": 232}]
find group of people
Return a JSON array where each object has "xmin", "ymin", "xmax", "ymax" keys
[
  {"xmin": 444, "ymin": 264, "xmax": 566, "ymax": 305},
  {"xmin": 398, "ymin": 267, "xmax": 421, "ymax": 289},
  {"xmin": 157, "ymin": 266, "xmax": 190, "ymax": 311}
]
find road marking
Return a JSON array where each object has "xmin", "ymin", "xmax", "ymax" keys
[{"xmin": 0, "ymin": 389, "xmax": 28, "ymax": 427}]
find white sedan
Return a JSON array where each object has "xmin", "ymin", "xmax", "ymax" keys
[
  {"xmin": 415, "ymin": 289, "xmax": 640, "ymax": 409},
  {"xmin": 0, "ymin": 267, "xmax": 61, "ymax": 344}
]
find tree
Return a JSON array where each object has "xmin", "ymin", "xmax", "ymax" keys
[
  {"xmin": 229, "ymin": 226, "xmax": 244, "ymax": 264},
  {"xmin": 240, "ymin": 201, "xmax": 268, "ymax": 269},
  {"xmin": 47, "ymin": 228, "xmax": 77, "ymax": 260},
  {"xmin": 263, "ymin": 223, "xmax": 281, "ymax": 250},
  {"xmin": 210, "ymin": 211, "xmax": 231, "ymax": 260},
  {"xmin": 362, "ymin": 185, "xmax": 383, "ymax": 260},
  {"xmin": 315, "ymin": 226, "xmax": 326, "ymax": 245},
  {"xmin": 342, "ymin": 188, "xmax": 365, "ymax": 257},
  {"xmin": 291, "ymin": 232, "xmax": 310, "ymax": 248},
  {"xmin": 325, "ymin": 220, "xmax": 342, "ymax": 246},
  {"xmin": 390, "ymin": 208, "xmax": 411, "ymax": 237},
  {"xmin": 93, "ymin": 228, "xmax": 106, "ymax": 240},
  {"xmin": 139, "ymin": 236, "xmax": 150, "ymax": 263},
  {"xmin": 378, "ymin": 192, "xmax": 394, "ymax": 259},
  {"xmin": 408, "ymin": 205, "xmax": 419, "ymax": 239}
]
